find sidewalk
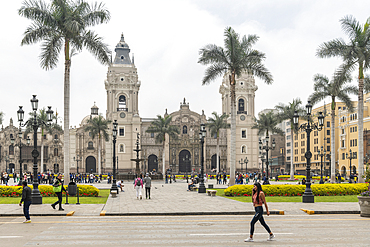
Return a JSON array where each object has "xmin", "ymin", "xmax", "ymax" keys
[{"xmin": 0, "ymin": 179, "xmax": 361, "ymax": 217}]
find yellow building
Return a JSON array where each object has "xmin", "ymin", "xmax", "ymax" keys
[{"xmin": 293, "ymin": 94, "xmax": 370, "ymax": 178}]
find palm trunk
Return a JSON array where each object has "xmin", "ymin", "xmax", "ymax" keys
[
  {"xmin": 162, "ymin": 142, "xmax": 165, "ymax": 181},
  {"xmin": 229, "ymin": 72, "xmax": 236, "ymax": 186},
  {"xmin": 63, "ymin": 40, "xmax": 71, "ymax": 184},
  {"xmin": 330, "ymin": 102, "xmax": 336, "ymax": 183},
  {"xmin": 358, "ymin": 77, "xmax": 364, "ymax": 183},
  {"xmin": 290, "ymin": 124, "xmax": 294, "ymax": 180},
  {"xmin": 216, "ymin": 134, "xmax": 220, "ymax": 174},
  {"xmin": 98, "ymin": 135, "xmax": 101, "ymax": 175},
  {"xmin": 40, "ymin": 131, "xmax": 44, "ymax": 173}
]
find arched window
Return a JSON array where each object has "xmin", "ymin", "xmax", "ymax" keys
[
  {"xmin": 9, "ymin": 145, "xmax": 14, "ymax": 155},
  {"xmin": 88, "ymin": 141, "xmax": 94, "ymax": 149},
  {"xmin": 183, "ymin": 126, "xmax": 187, "ymax": 134},
  {"xmin": 54, "ymin": 148, "xmax": 58, "ymax": 156},
  {"xmin": 241, "ymin": 145, "xmax": 247, "ymax": 154},
  {"xmin": 119, "ymin": 95, "xmax": 126, "ymax": 109},
  {"xmin": 119, "ymin": 144, "xmax": 125, "ymax": 153},
  {"xmin": 238, "ymin": 98, "xmax": 245, "ymax": 112}
]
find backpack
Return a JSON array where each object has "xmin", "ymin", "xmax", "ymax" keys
[{"xmin": 136, "ymin": 178, "xmax": 141, "ymax": 186}]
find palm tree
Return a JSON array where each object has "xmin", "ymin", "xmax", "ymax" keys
[
  {"xmin": 316, "ymin": 15, "xmax": 370, "ymax": 182},
  {"xmin": 0, "ymin": 111, "xmax": 3, "ymax": 125},
  {"xmin": 198, "ymin": 27, "xmax": 273, "ymax": 185},
  {"xmin": 252, "ymin": 111, "xmax": 284, "ymax": 137},
  {"xmin": 275, "ymin": 98, "xmax": 306, "ymax": 180},
  {"xmin": 84, "ymin": 115, "xmax": 111, "ymax": 175},
  {"xmin": 308, "ymin": 72, "xmax": 357, "ymax": 183},
  {"xmin": 19, "ymin": 0, "xmax": 111, "ymax": 184},
  {"xmin": 206, "ymin": 112, "xmax": 230, "ymax": 174},
  {"xmin": 146, "ymin": 115, "xmax": 180, "ymax": 176}
]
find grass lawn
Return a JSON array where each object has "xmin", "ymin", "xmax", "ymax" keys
[
  {"xmin": 0, "ymin": 189, "xmax": 110, "ymax": 204},
  {"xmin": 209, "ymin": 189, "xmax": 359, "ymax": 202}
]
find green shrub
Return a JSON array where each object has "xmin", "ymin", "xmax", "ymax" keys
[
  {"xmin": 278, "ymin": 175, "xmax": 344, "ymax": 181},
  {"xmin": 0, "ymin": 185, "xmax": 99, "ymax": 197},
  {"xmin": 224, "ymin": 183, "xmax": 369, "ymax": 197}
]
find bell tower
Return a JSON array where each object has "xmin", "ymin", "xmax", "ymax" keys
[{"xmin": 105, "ymin": 34, "xmax": 142, "ymax": 172}]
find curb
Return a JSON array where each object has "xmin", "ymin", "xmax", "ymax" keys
[
  {"xmin": 101, "ymin": 210, "xmax": 284, "ymax": 216},
  {"xmin": 300, "ymin": 208, "xmax": 360, "ymax": 215},
  {"xmin": 0, "ymin": 213, "xmax": 72, "ymax": 217}
]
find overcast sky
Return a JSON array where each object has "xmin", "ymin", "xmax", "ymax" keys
[{"xmin": 1, "ymin": 0, "xmax": 370, "ymax": 128}]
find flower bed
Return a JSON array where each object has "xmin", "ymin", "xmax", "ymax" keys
[
  {"xmin": 0, "ymin": 185, "xmax": 99, "ymax": 197},
  {"xmin": 278, "ymin": 175, "xmax": 344, "ymax": 181},
  {"xmin": 224, "ymin": 183, "xmax": 369, "ymax": 197}
]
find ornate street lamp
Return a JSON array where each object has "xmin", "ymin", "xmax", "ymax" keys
[
  {"xmin": 17, "ymin": 95, "xmax": 54, "ymax": 204},
  {"xmin": 293, "ymin": 101, "xmax": 324, "ymax": 203},
  {"xmin": 73, "ymin": 155, "xmax": 82, "ymax": 175},
  {"xmin": 110, "ymin": 120, "xmax": 119, "ymax": 193},
  {"xmin": 239, "ymin": 157, "xmax": 249, "ymax": 174},
  {"xmin": 259, "ymin": 136, "xmax": 276, "ymax": 185},
  {"xmin": 10, "ymin": 130, "xmax": 30, "ymax": 185},
  {"xmin": 198, "ymin": 123, "xmax": 206, "ymax": 193},
  {"xmin": 346, "ymin": 149, "xmax": 354, "ymax": 183},
  {"xmin": 318, "ymin": 146, "xmax": 326, "ymax": 184}
]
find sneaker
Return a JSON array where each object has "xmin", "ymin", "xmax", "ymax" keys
[
  {"xmin": 23, "ymin": 220, "xmax": 31, "ymax": 223},
  {"xmin": 267, "ymin": 234, "xmax": 275, "ymax": 241},
  {"xmin": 51, "ymin": 204, "xmax": 56, "ymax": 210},
  {"xmin": 244, "ymin": 238, "xmax": 253, "ymax": 242}
]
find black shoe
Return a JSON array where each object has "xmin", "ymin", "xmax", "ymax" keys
[
  {"xmin": 58, "ymin": 208, "xmax": 64, "ymax": 211},
  {"xmin": 51, "ymin": 204, "xmax": 56, "ymax": 210}
]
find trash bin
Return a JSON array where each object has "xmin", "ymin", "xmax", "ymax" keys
[{"xmin": 68, "ymin": 182, "xmax": 77, "ymax": 196}]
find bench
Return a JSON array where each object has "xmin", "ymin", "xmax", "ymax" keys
[
  {"xmin": 110, "ymin": 190, "xmax": 117, "ymax": 198},
  {"xmin": 207, "ymin": 190, "xmax": 217, "ymax": 196},
  {"xmin": 190, "ymin": 186, "xmax": 198, "ymax": 191}
]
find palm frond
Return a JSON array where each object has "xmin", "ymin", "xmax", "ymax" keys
[
  {"xmin": 202, "ymin": 64, "xmax": 228, "ymax": 85},
  {"xmin": 82, "ymin": 1, "xmax": 110, "ymax": 27},
  {"xmin": 39, "ymin": 34, "xmax": 63, "ymax": 70},
  {"xmin": 79, "ymin": 30, "xmax": 111, "ymax": 65}
]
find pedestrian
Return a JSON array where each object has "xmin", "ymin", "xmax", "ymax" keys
[
  {"xmin": 117, "ymin": 180, "xmax": 124, "ymax": 192},
  {"xmin": 19, "ymin": 181, "xmax": 32, "ymax": 223},
  {"xmin": 302, "ymin": 178, "xmax": 306, "ymax": 185},
  {"xmin": 245, "ymin": 183, "xmax": 275, "ymax": 242},
  {"xmin": 134, "ymin": 174, "xmax": 143, "ymax": 200},
  {"xmin": 144, "ymin": 173, "xmax": 151, "ymax": 199},
  {"xmin": 51, "ymin": 173, "xmax": 66, "ymax": 211}
]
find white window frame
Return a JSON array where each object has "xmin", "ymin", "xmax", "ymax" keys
[
  {"xmin": 119, "ymin": 143, "xmax": 125, "ymax": 153},
  {"xmin": 119, "ymin": 126, "xmax": 125, "ymax": 137},
  {"xmin": 241, "ymin": 128, "xmax": 247, "ymax": 139},
  {"xmin": 241, "ymin": 145, "xmax": 247, "ymax": 154}
]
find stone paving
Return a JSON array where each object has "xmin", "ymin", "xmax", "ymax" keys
[{"xmin": 0, "ymin": 179, "xmax": 361, "ymax": 216}]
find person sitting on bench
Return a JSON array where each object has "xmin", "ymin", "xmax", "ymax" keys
[{"xmin": 188, "ymin": 179, "xmax": 195, "ymax": 191}]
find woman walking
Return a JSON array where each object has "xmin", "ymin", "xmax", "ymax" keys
[{"xmin": 245, "ymin": 183, "xmax": 275, "ymax": 242}]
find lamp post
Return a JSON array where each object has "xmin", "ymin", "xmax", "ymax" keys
[
  {"xmin": 10, "ymin": 130, "xmax": 30, "ymax": 185},
  {"xmin": 198, "ymin": 123, "xmax": 206, "ymax": 193},
  {"xmin": 73, "ymin": 155, "xmax": 82, "ymax": 175},
  {"xmin": 317, "ymin": 146, "xmax": 326, "ymax": 184},
  {"xmin": 293, "ymin": 101, "xmax": 324, "ymax": 203},
  {"xmin": 326, "ymin": 154, "xmax": 331, "ymax": 177},
  {"xmin": 110, "ymin": 120, "xmax": 119, "ymax": 193},
  {"xmin": 260, "ymin": 152, "xmax": 266, "ymax": 178},
  {"xmin": 17, "ymin": 95, "xmax": 54, "ymax": 204},
  {"xmin": 239, "ymin": 157, "xmax": 248, "ymax": 174},
  {"xmin": 346, "ymin": 149, "xmax": 354, "ymax": 183},
  {"xmin": 259, "ymin": 137, "xmax": 276, "ymax": 185}
]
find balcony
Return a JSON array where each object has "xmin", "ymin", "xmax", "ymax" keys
[
  {"xmin": 117, "ymin": 108, "xmax": 128, "ymax": 112},
  {"xmin": 237, "ymin": 111, "xmax": 247, "ymax": 114}
]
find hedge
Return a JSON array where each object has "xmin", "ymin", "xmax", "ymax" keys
[
  {"xmin": 278, "ymin": 175, "xmax": 345, "ymax": 181},
  {"xmin": 0, "ymin": 185, "xmax": 99, "ymax": 197},
  {"xmin": 224, "ymin": 183, "xmax": 369, "ymax": 197}
]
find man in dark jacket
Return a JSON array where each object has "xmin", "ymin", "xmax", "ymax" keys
[
  {"xmin": 19, "ymin": 181, "xmax": 32, "ymax": 223},
  {"xmin": 51, "ymin": 173, "xmax": 66, "ymax": 211}
]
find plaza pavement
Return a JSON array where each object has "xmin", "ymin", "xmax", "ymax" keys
[{"xmin": 0, "ymin": 179, "xmax": 361, "ymax": 217}]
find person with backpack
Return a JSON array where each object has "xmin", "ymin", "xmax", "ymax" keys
[
  {"xmin": 245, "ymin": 183, "xmax": 275, "ymax": 242},
  {"xmin": 134, "ymin": 174, "xmax": 143, "ymax": 200}
]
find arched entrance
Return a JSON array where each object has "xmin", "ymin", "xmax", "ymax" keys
[
  {"xmin": 179, "ymin": 150, "xmax": 191, "ymax": 173},
  {"xmin": 86, "ymin": 156, "xmax": 96, "ymax": 173},
  {"xmin": 352, "ymin": 165, "xmax": 357, "ymax": 175},
  {"xmin": 341, "ymin": 166, "xmax": 346, "ymax": 177},
  {"xmin": 211, "ymin": 154, "xmax": 220, "ymax": 171},
  {"xmin": 148, "ymin": 154, "xmax": 158, "ymax": 173},
  {"xmin": 43, "ymin": 164, "xmax": 47, "ymax": 173},
  {"xmin": 54, "ymin": 164, "xmax": 59, "ymax": 174},
  {"xmin": 9, "ymin": 163, "xmax": 15, "ymax": 173}
]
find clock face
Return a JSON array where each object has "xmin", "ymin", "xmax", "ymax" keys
[
  {"xmin": 120, "ymin": 112, "xmax": 126, "ymax": 118},
  {"xmin": 240, "ymin": 115, "xmax": 245, "ymax": 121}
]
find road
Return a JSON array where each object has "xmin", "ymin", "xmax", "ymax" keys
[{"xmin": 1, "ymin": 214, "xmax": 369, "ymax": 246}]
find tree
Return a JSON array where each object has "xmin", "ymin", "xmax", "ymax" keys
[
  {"xmin": 19, "ymin": 0, "xmax": 111, "ymax": 184},
  {"xmin": 206, "ymin": 112, "xmax": 230, "ymax": 174},
  {"xmin": 308, "ymin": 72, "xmax": 357, "ymax": 182},
  {"xmin": 0, "ymin": 111, "xmax": 3, "ymax": 125},
  {"xmin": 146, "ymin": 115, "xmax": 180, "ymax": 176},
  {"xmin": 252, "ymin": 111, "xmax": 284, "ymax": 137},
  {"xmin": 316, "ymin": 15, "xmax": 370, "ymax": 183},
  {"xmin": 198, "ymin": 27, "xmax": 273, "ymax": 185},
  {"xmin": 84, "ymin": 115, "xmax": 111, "ymax": 175},
  {"xmin": 275, "ymin": 98, "xmax": 306, "ymax": 180}
]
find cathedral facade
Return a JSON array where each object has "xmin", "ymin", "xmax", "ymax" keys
[{"xmin": 0, "ymin": 35, "xmax": 260, "ymax": 175}]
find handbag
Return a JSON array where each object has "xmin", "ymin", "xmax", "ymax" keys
[{"xmin": 53, "ymin": 185, "xmax": 62, "ymax": 193}]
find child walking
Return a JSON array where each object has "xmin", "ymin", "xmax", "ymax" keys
[{"xmin": 245, "ymin": 182, "xmax": 275, "ymax": 242}]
